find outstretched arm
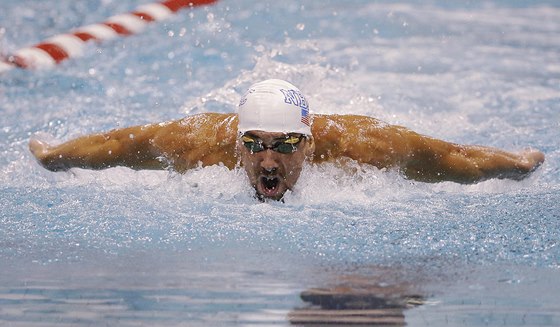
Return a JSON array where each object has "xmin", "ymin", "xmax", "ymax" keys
[
  {"xmin": 312, "ymin": 114, "xmax": 545, "ymax": 184},
  {"xmin": 29, "ymin": 113, "xmax": 239, "ymax": 172},
  {"xmin": 29, "ymin": 123, "xmax": 170, "ymax": 171},
  {"xmin": 399, "ymin": 132, "xmax": 544, "ymax": 183}
]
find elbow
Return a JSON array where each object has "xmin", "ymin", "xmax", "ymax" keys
[{"xmin": 401, "ymin": 166, "xmax": 480, "ymax": 184}]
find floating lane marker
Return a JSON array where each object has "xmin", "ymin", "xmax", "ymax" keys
[{"xmin": 1, "ymin": 0, "xmax": 217, "ymax": 72}]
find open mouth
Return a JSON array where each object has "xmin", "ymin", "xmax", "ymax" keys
[
  {"xmin": 258, "ymin": 176, "xmax": 283, "ymax": 199},
  {"xmin": 262, "ymin": 176, "xmax": 279, "ymax": 192}
]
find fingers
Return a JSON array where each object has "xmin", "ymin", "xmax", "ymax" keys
[
  {"xmin": 29, "ymin": 138, "xmax": 50, "ymax": 158},
  {"xmin": 520, "ymin": 148, "xmax": 545, "ymax": 172},
  {"xmin": 28, "ymin": 138, "xmax": 67, "ymax": 171}
]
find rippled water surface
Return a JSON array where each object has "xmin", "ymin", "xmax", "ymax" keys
[{"xmin": 1, "ymin": 0, "xmax": 559, "ymax": 326}]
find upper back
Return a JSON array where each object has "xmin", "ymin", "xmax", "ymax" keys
[{"xmin": 152, "ymin": 112, "xmax": 402, "ymax": 170}]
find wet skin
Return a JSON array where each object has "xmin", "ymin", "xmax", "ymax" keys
[
  {"xmin": 28, "ymin": 113, "xmax": 544, "ymax": 202},
  {"xmin": 237, "ymin": 131, "xmax": 315, "ymax": 201}
]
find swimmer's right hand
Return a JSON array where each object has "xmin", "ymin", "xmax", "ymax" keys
[
  {"xmin": 29, "ymin": 138, "xmax": 49, "ymax": 158},
  {"xmin": 29, "ymin": 138, "xmax": 68, "ymax": 171}
]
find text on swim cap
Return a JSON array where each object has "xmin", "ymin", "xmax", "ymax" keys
[
  {"xmin": 281, "ymin": 88, "xmax": 310, "ymax": 126},
  {"xmin": 280, "ymin": 89, "xmax": 309, "ymax": 110}
]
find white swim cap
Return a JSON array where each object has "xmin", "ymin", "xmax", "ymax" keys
[{"xmin": 237, "ymin": 79, "xmax": 311, "ymax": 135}]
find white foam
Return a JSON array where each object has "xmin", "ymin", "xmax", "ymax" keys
[
  {"xmin": 0, "ymin": 61, "xmax": 13, "ymax": 73},
  {"xmin": 1, "ymin": 1, "xmax": 557, "ymax": 272}
]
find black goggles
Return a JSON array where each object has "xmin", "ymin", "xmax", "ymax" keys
[{"xmin": 241, "ymin": 134, "xmax": 306, "ymax": 154}]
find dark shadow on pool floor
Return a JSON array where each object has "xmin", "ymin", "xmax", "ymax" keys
[{"xmin": 288, "ymin": 271, "xmax": 426, "ymax": 326}]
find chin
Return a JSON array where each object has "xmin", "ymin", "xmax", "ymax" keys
[{"xmin": 256, "ymin": 192, "xmax": 285, "ymax": 202}]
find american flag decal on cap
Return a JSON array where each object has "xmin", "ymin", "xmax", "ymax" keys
[{"xmin": 301, "ymin": 108, "xmax": 310, "ymax": 126}]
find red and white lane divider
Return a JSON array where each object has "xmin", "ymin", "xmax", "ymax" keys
[{"xmin": 0, "ymin": 0, "xmax": 217, "ymax": 73}]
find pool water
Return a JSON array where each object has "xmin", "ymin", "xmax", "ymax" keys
[{"xmin": 1, "ymin": 0, "xmax": 559, "ymax": 326}]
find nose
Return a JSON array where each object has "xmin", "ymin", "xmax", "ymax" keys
[{"xmin": 260, "ymin": 150, "xmax": 279, "ymax": 174}]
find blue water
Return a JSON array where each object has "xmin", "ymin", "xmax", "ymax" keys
[{"xmin": 1, "ymin": 0, "xmax": 559, "ymax": 326}]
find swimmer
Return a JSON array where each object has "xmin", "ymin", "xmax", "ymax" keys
[{"xmin": 29, "ymin": 79, "xmax": 545, "ymax": 200}]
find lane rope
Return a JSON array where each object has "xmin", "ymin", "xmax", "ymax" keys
[{"xmin": 0, "ymin": 0, "xmax": 217, "ymax": 74}]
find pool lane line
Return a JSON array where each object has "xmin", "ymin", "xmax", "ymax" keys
[{"xmin": 0, "ymin": 0, "xmax": 217, "ymax": 74}]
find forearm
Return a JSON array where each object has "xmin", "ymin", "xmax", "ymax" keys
[{"xmin": 401, "ymin": 135, "xmax": 545, "ymax": 183}]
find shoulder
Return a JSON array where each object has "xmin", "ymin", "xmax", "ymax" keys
[
  {"xmin": 310, "ymin": 114, "xmax": 381, "ymax": 161},
  {"xmin": 309, "ymin": 113, "xmax": 402, "ymax": 165},
  {"xmin": 311, "ymin": 114, "xmax": 384, "ymax": 137},
  {"xmin": 178, "ymin": 113, "xmax": 238, "ymax": 129},
  {"xmin": 151, "ymin": 113, "xmax": 239, "ymax": 170},
  {"xmin": 152, "ymin": 113, "xmax": 237, "ymax": 137},
  {"xmin": 154, "ymin": 112, "xmax": 238, "ymax": 143}
]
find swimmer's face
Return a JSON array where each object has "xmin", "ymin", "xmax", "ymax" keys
[{"xmin": 237, "ymin": 131, "xmax": 315, "ymax": 201}]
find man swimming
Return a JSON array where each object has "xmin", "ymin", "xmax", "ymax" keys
[{"xmin": 29, "ymin": 79, "xmax": 545, "ymax": 200}]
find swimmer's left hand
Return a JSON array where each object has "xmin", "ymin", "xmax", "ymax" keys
[{"xmin": 517, "ymin": 148, "xmax": 545, "ymax": 174}]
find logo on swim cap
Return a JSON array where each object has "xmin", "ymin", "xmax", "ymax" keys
[
  {"xmin": 280, "ymin": 89, "xmax": 310, "ymax": 127},
  {"xmin": 238, "ymin": 79, "xmax": 311, "ymax": 135}
]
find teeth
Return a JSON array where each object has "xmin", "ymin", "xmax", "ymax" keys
[{"xmin": 262, "ymin": 176, "xmax": 279, "ymax": 190}]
